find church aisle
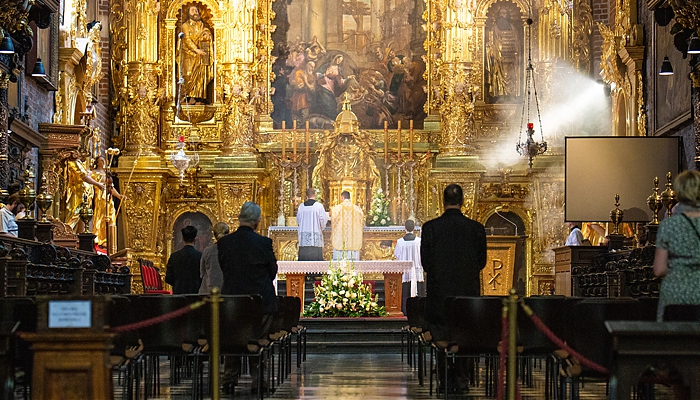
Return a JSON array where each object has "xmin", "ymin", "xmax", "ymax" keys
[{"xmin": 111, "ymin": 352, "xmax": 677, "ymax": 399}]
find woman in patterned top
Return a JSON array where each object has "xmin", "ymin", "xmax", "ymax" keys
[{"xmin": 654, "ymin": 170, "xmax": 700, "ymax": 321}]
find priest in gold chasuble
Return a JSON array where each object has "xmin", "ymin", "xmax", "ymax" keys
[{"xmin": 331, "ymin": 191, "xmax": 364, "ymax": 260}]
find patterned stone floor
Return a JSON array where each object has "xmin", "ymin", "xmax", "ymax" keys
[{"xmin": 109, "ymin": 352, "xmax": 677, "ymax": 399}]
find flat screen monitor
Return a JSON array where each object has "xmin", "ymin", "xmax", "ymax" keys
[{"xmin": 565, "ymin": 136, "xmax": 681, "ymax": 222}]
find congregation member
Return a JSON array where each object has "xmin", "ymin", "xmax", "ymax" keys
[
  {"xmin": 218, "ymin": 202, "xmax": 278, "ymax": 394},
  {"xmin": 421, "ymin": 183, "xmax": 487, "ymax": 394},
  {"xmin": 565, "ymin": 221, "xmax": 583, "ymax": 246},
  {"xmin": 164, "ymin": 225, "xmax": 202, "ymax": 294},
  {"xmin": 654, "ymin": 170, "xmax": 700, "ymax": 321},
  {"xmin": 0, "ymin": 193, "xmax": 21, "ymax": 237},
  {"xmin": 394, "ymin": 219, "xmax": 425, "ymax": 313},
  {"xmin": 330, "ymin": 190, "xmax": 364, "ymax": 260},
  {"xmin": 198, "ymin": 222, "xmax": 229, "ymax": 294},
  {"xmin": 14, "ymin": 203, "xmax": 26, "ymax": 220},
  {"xmin": 297, "ymin": 187, "xmax": 329, "ymax": 261}
]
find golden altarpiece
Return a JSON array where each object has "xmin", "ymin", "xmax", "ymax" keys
[{"xmin": 45, "ymin": 0, "xmax": 637, "ymax": 296}]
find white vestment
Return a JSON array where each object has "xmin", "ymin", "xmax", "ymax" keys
[
  {"xmin": 565, "ymin": 227, "xmax": 583, "ymax": 246},
  {"xmin": 394, "ymin": 235, "xmax": 424, "ymax": 297},
  {"xmin": 297, "ymin": 200, "xmax": 329, "ymax": 247},
  {"xmin": 331, "ymin": 199, "xmax": 364, "ymax": 258}
]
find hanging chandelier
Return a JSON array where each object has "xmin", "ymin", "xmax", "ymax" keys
[
  {"xmin": 516, "ymin": 17, "xmax": 547, "ymax": 169},
  {"xmin": 171, "ymin": 135, "xmax": 195, "ymax": 182}
]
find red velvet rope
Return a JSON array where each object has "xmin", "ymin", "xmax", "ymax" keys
[
  {"xmin": 521, "ymin": 302, "xmax": 609, "ymax": 375},
  {"xmin": 108, "ymin": 300, "xmax": 207, "ymax": 334}
]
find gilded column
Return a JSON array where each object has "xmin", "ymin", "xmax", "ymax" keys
[
  {"xmin": 424, "ymin": 0, "xmax": 478, "ymax": 153},
  {"xmin": 125, "ymin": 0, "xmax": 159, "ymax": 63},
  {"xmin": 437, "ymin": 63, "xmax": 477, "ymax": 156},
  {"xmin": 219, "ymin": 62, "xmax": 256, "ymax": 158},
  {"xmin": 0, "ymin": 74, "xmax": 9, "ymax": 196},
  {"xmin": 124, "ymin": 62, "xmax": 159, "ymax": 155},
  {"xmin": 113, "ymin": 169, "xmax": 169, "ymax": 281}
]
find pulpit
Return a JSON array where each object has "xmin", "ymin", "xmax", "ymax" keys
[
  {"xmin": 277, "ymin": 260, "xmax": 412, "ymax": 316},
  {"xmin": 481, "ymin": 235, "xmax": 524, "ymax": 296},
  {"xmin": 20, "ymin": 297, "xmax": 113, "ymax": 400}
]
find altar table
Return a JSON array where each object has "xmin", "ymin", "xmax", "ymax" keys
[{"xmin": 277, "ymin": 260, "xmax": 412, "ymax": 316}]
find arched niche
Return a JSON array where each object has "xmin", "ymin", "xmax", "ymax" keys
[
  {"xmin": 484, "ymin": 210, "xmax": 525, "ymax": 236},
  {"xmin": 171, "ymin": 211, "xmax": 213, "ymax": 254},
  {"xmin": 615, "ymin": 92, "xmax": 628, "ymax": 136}
]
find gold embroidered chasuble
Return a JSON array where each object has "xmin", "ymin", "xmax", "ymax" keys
[{"xmin": 330, "ymin": 199, "xmax": 364, "ymax": 251}]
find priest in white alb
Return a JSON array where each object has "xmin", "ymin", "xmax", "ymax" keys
[
  {"xmin": 297, "ymin": 187, "xmax": 329, "ymax": 261},
  {"xmin": 330, "ymin": 190, "xmax": 364, "ymax": 260},
  {"xmin": 394, "ymin": 219, "xmax": 425, "ymax": 313}
]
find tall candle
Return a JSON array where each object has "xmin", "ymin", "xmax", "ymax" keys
[
  {"xmin": 293, "ymin": 120, "xmax": 297, "ymax": 158},
  {"xmin": 397, "ymin": 120, "xmax": 402, "ymax": 157},
  {"xmin": 384, "ymin": 121, "xmax": 389, "ymax": 163},
  {"xmin": 281, "ymin": 121, "xmax": 286, "ymax": 159},
  {"xmin": 305, "ymin": 121, "xmax": 310, "ymax": 161},
  {"xmin": 409, "ymin": 120, "xmax": 414, "ymax": 158}
]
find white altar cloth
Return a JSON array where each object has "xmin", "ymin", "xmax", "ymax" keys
[{"xmin": 277, "ymin": 260, "xmax": 412, "ymax": 275}]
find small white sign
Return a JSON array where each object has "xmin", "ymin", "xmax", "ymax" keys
[{"xmin": 48, "ymin": 300, "xmax": 92, "ymax": 328}]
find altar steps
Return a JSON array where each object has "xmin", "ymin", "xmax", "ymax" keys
[{"xmin": 300, "ymin": 317, "xmax": 407, "ymax": 354}]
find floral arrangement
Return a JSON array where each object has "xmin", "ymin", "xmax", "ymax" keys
[
  {"xmin": 303, "ymin": 257, "xmax": 387, "ymax": 317},
  {"xmin": 368, "ymin": 187, "xmax": 391, "ymax": 226}
]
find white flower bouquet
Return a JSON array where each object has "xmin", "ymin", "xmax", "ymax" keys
[
  {"xmin": 367, "ymin": 187, "xmax": 391, "ymax": 227},
  {"xmin": 303, "ymin": 257, "xmax": 387, "ymax": 317}
]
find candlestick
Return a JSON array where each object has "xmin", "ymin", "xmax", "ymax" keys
[
  {"xmin": 397, "ymin": 120, "xmax": 402, "ymax": 157},
  {"xmin": 305, "ymin": 121, "xmax": 310, "ymax": 161},
  {"xmin": 293, "ymin": 120, "xmax": 297, "ymax": 158},
  {"xmin": 384, "ymin": 121, "xmax": 388, "ymax": 163},
  {"xmin": 281, "ymin": 121, "xmax": 286, "ymax": 159},
  {"xmin": 409, "ymin": 120, "xmax": 414, "ymax": 158}
]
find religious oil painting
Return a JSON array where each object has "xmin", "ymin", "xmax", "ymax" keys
[
  {"xmin": 484, "ymin": 0, "xmax": 524, "ymax": 104},
  {"xmin": 172, "ymin": 211, "xmax": 213, "ymax": 253},
  {"xmin": 176, "ymin": 2, "xmax": 215, "ymax": 105},
  {"xmin": 271, "ymin": 0, "xmax": 427, "ymax": 129}
]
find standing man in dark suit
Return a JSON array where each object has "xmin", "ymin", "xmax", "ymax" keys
[
  {"xmin": 218, "ymin": 201, "xmax": 278, "ymax": 394},
  {"xmin": 420, "ymin": 183, "xmax": 487, "ymax": 394},
  {"xmin": 165, "ymin": 225, "xmax": 202, "ymax": 294}
]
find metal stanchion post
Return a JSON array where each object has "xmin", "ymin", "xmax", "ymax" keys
[
  {"xmin": 507, "ymin": 288, "xmax": 518, "ymax": 400},
  {"xmin": 211, "ymin": 287, "xmax": 221, "ymax": 400}
]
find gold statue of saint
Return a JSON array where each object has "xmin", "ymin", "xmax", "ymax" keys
[
  {"xmin": 178, "ymin": 5, "xmax": 213, "ymax": 103},
  {"xmin": 127, "ymin": 82, "xmax": 159, "ymax": 150},
  {"xmin": 91, "ymin": 156, "xmax": 125, "ymax": 248},
  {"xmin": 486, "ymin": 6, "xmax": 521, "ymax": 99},
  {"xmin": 60, "ymin": 151, "xmax": 104, "ymax": 230}
]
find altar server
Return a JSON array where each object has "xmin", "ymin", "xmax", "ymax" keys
[
  {"xmin": 330, "ymin": 190, "xmax": 364, "ymax": 260},
  {"xmin": 297, "ymin": 188, "xmax": 329, "ymax": 261},
  {"xmin": 394, "ymin": 219, "xmax": 425, "ymax": 313}
]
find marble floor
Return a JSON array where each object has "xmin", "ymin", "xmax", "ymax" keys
[{"xmin": 111, "ymin": 352, "xmax": 676, "ymax": 399}]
